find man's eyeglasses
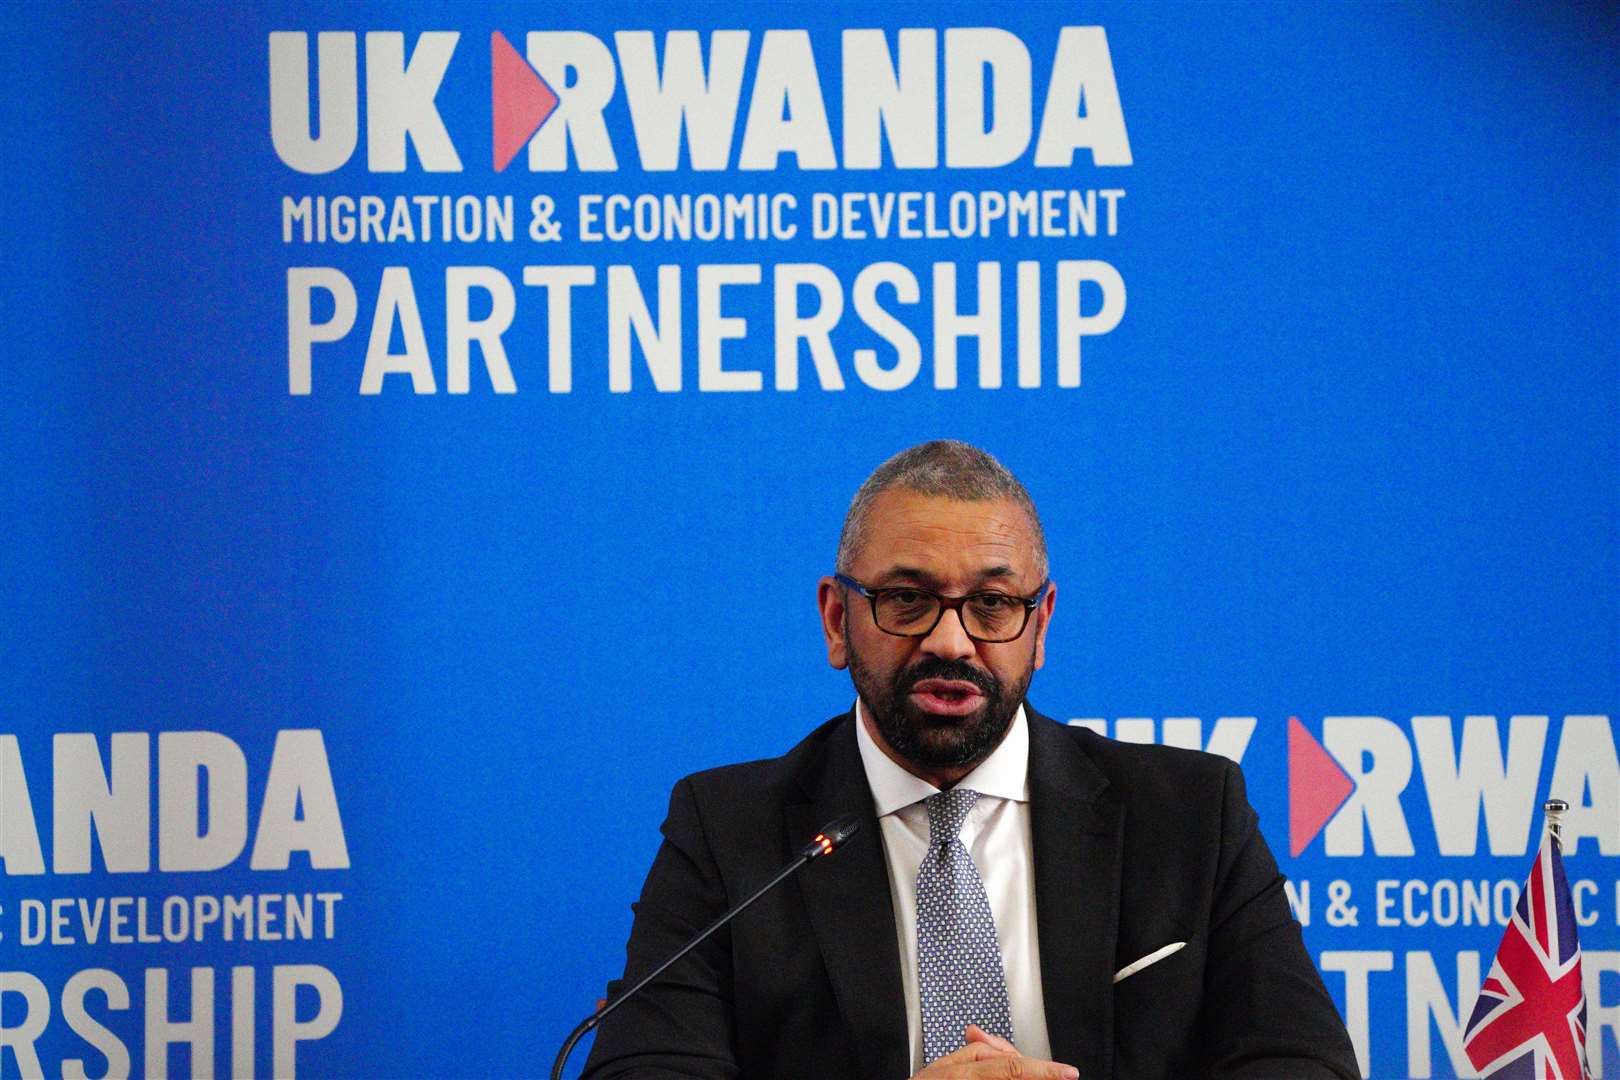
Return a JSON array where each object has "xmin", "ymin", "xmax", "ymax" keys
[{"xmin": 833, "ymin": 573, "xmax": 1049, "ymax": 644}]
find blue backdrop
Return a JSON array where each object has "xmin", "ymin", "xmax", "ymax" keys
[{"xmin": 1, "ymin": 3, "xmax": 1615, "ymax": 1078}]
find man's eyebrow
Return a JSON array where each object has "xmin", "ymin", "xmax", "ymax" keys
[
  {"xmin": 876, "ymin": 565, "xmax": 944, "ymax": 587},
  {"xmin": 874, "ymin": 565, "xmax": 1020, "ymax": 587}
]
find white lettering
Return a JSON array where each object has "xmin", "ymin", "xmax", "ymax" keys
[
  {"xmin": 608, "ymin": 265, "xmax": 681, "ymax": 392},
  {"xmin": 62, "ymin": 969, "xmax": 131, "ymax": 1080},
  {"xmin": 1055, "ymin": 259, "xmax": 1126, "ymax": 388},
  {"xmin": 1548, "ymin": 715, "xmax": 1619, "ymax": 855},
  {"xmin": 851, "ymin": 262, "xmax": 922, "ymax": 391},
  {"xmin": 0, "ymin": 734, "xmax": 44, "ymax": 874},
  {"xmin": 359, "ymin": 267, "xmax": 436, "ymax": 394},
  {"xmin": 0, "ymin": 971, "xmax": 49, "ymax": 1078},
  {"xmin": 1323, "ymin": 717, "xmax": 1415, "ymax": 857},
  {"xmin": 286, "ymin": 268, "xmax": 357, "ymax": 396},
  {"xmin": 932, "ymin": 262, "xmax": 1002, "ymax": 389},
  {"xmin": 527, "ymin": 33, "xmax": 619, "ymax": 171},
  {"xmin": 1032, "ymin": 27, "xmax": 1132, "ymax": 166},
  {"xmin": 1413, "ymin": 715, "xmax": 1545, "ymax": 856},
  {"xmin": 54, "ymin": 734, "xmax": 149, "ymax": 874},
  {"xmin": 273, "ymin": 966, "xmax": 343, "ymax": 1079},
  {"xmin": 617, "ymin": 31, "xmax": 749, "ymax": 171},
  {"xmin": 250, "ymin": 731, "xmax": 350, "ymax": 870},
  {"xmin": 146, "ymin": 967, "xmax": 215, "ymax": 1079},
  {"xmin": 158, "ymin": 733, "xmax": 248, "ymax": 873},
  {"xmin": 446, "ymin": 267, "xmax": 520, "ymax": 394},
  {"xmin": 697, "ymin": 264, "xmax": 762, "ymax": 391},
  {"xmin": 773, "ymin": 264, "xmax": 845, "ymax": 391},
  {"xmin": 738, "ymin": 31, "xmax": 836, "ymax": 170},
  {"xmin": 268, "ymin": 33, "xmax": 358, "ymax": 174},
  {"xmin": 363, "ymin": 32, "xmax": 462, "ymax": 172},
  {"xmin": 842, "ymin": 29, "xmax": 937, "ymax": 169},
  {"xmin": 1404, "ymin": 950, "xmax": 1478, "ymax": 1078},
  {"xmin": 521, "ymin": 266, "xmax": 596, "ymax": 394},
  {"xmin": 944, "ymin": 29, "xmax": 1032, "ymax": 168}
]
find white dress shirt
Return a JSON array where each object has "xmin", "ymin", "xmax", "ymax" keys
[{"xmin": 854, "ymin": 699, "xmax": 1052, "ymax": 1073}]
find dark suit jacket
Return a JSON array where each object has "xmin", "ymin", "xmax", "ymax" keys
[{"xmin": 582, "ymin": 708, "xmax": 1358, "ymax": 1079}]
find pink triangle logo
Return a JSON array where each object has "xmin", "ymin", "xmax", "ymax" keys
[
  {"xmin": 491, "ymin": 31, "xmax": 558, "ymax": 172},
  {"xmin": 1287, "ymin": 716, "xmax": 1355, "ymax": 857}
]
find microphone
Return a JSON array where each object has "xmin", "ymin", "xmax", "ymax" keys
[{"xmin": 550, "ymin": 814, "xmax": 862, "ymax": 1080}]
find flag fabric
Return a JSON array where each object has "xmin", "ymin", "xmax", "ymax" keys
[{"xmin": 1463, "ymin": 828, "xmax": 1590, "ymax": 1079}]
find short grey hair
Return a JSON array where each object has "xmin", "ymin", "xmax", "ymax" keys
[{"xmin": 835, "ymin": 440, "xmax": 1048, "ymax": 578}]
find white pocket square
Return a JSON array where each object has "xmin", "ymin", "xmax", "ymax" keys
[{"xmin": 1112, "ymin": 941, "xmax": 1186, "ymax": 984}]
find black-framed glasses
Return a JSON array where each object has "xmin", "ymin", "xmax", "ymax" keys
[{"xmin": 833, "ymin": 573, "xmax": 1049, "ymax": 644}]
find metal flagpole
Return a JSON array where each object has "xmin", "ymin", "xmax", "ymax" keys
[{"xmin": 1543, "ymin": 797, "xmax": 1568, "ymax": 849}]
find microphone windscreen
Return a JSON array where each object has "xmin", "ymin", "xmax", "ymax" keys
[{"xmin": 811, "ymin": 814, "xmax": 861, "ymax": 855}]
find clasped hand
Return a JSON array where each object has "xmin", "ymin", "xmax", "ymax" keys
[{"xmin": 909, "ymin": 1025, "xmax": 1080, "ymax": 1079}]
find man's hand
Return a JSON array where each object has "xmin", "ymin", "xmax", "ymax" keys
[{"xmin": 909, "ymin": 1025, "xmax": 1080, "ymax": 1079}]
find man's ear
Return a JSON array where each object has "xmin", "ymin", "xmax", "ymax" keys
[
  {"xmin": 817, "ymin": 576, "xmax": 849, "ymax": 670},
  {"xmin": 1031, "ymin": 579, "xmax": 1056, "ymax": 670}
]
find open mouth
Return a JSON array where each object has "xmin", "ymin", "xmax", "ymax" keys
[{"xmin": 908, "ymin": 678, "xmax": 986, "ymax": 716}]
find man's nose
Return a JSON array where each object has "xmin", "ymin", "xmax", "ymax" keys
[{"xmin": 919, "ymin": 604, "xmax": 977, "ymax": 660}]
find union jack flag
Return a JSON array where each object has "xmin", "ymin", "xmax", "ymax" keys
[{"xmin": 1463, "ymin": 828, "xmax": 1590, "ymax": 1079}]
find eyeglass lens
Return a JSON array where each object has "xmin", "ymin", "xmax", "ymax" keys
[{"xmin": 872, "ymin": 590, "xmax": 1027, "ymax": 642}]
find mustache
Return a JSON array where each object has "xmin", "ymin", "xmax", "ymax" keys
[{"xmin": 895, "ymin": 657, "xmax": 998, "ymax": 697}]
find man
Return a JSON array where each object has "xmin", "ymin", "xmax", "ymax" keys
[{"xmin": 583, "ymin": 441, "xmax": 1358, "ymax": 1079}]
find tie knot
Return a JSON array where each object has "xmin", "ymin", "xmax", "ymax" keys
[{"xmin": 924, "ymin": 788, "xmax": 981, "ymax": 847}]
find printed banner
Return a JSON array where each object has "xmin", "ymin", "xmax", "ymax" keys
[{"xmin": 1, "ymin": 3, "xmax": 1614, "ymax": 1077}]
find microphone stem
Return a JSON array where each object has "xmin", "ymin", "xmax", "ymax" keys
[{"xmin": 550, "ymin": 851, "xmax": 813, "ymax": 1080}]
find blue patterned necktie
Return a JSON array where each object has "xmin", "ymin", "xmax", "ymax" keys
[{"xmin": 916, "ymin": 787, "xmax": 1016, "ymax": 1063}]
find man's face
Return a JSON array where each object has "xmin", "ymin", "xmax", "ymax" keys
[{"xmin": 817, "ymin": 489, "xmax": 1056, "ymax": 781}]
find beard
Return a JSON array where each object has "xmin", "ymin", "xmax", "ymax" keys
[{"xmin": 847, "ymin": 640, "xmax": 1034, "ymax": 773}]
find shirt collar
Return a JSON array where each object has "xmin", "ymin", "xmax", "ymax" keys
[{"xmin": 854, "ymin": 697, "xmax": 1031, "ymax": 817}]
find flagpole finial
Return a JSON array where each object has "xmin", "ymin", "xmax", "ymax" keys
[{"xmin": 1544, "ymin": 798, "xmax": 1569, "ymax": 842}]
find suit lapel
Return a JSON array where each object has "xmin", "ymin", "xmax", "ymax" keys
[
  {"xmin": 1027, "ymin": 710, "xmax": 1123, "ymax": 1080},
  {"xmin": 788, "ymin": 715, "xmax": 910, "ymax": 1080}
]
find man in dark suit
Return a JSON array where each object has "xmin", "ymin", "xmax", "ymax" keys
[{"xmin": 584, "ymin": 441, "xmax": 1358, "ymax": 1079}]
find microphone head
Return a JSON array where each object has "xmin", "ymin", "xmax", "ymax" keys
[{"xmin": 802, "ymin": 814, "xmax": 862, "ymax": 858}]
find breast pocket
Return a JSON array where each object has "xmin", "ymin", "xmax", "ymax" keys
[
  {"xmin": 1113, "ymin": 940, "xmax": 1186, "ymax": 984},
  {"xmin": 1111, "ymin": 934, "xmax": 1203, "ymax": 1078}
]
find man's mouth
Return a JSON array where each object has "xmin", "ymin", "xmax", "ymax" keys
[{"xmin": 907, "ymin": 678, "xmax": 986, "ymax": 717}]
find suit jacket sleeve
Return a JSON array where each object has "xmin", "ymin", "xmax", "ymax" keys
[
  {"xmin": 1200, "ymin": 760, "xmax": 1359, "ymax": 1080},
  {"xmin": 581, "ymin": 777, "xmax": 740, "ymax": 1080}
]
